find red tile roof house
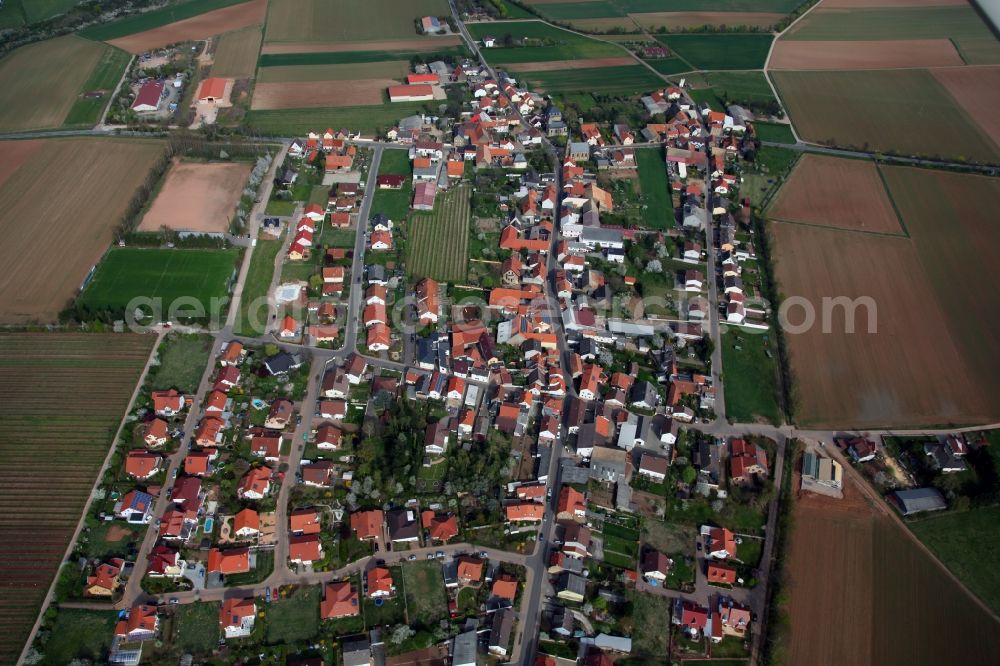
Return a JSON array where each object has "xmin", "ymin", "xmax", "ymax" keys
[
  {"xmin": 556, "ymin": 486, "xmax": 587, "ymax": 521},
  {"xmin": 265, "ymin": 399, "xmax": 294, "ymax": 429},
  {"xmin": 704, "ymin": 526, "xmax": 737, "ymax": 559},
  {"xmin": 315, "ymin": 422, "xmax": 343, "ymax": 450},
  {"xmin": 195, "ymin": 416, "xmax": 225, "ymax": 447},
  {"xmin": 147, "ymin": 544, "xmax": 184, "ymax": 578},
  {"xmin": 196, "ymin": 76, "xmax": 228, "ymax": 103},
  {"xmin": 422, "ymin": 511, "xmax": 459, "ymax": 542},
  {"xmin": 85, "ymin": 557, "xmax": 124, "ymax": 596},
  {"xmin": 214, "ymin": 365, "xmax": 240, "ymax": 392},
  {"xmin": 491, "ymin": 576, "xmax": 518, "ymax": 601},
  {"xmin": 367, "ymin": 566, "xmax": 395, "ymax": 597},
  {"xmin": 207, "ymin": 547, "xmax": 251, "ymax": 575},
  {"xmin": 233, "ymin": 507, "xmax": 260, "ymax": 539},
  {"xmin": 152, "ymin": 389, "xmax": 185, "ymax": 417},
  {"xmin": 114, "ymin": 604, "xmax": 159, "ymax": 642},
  {"xmin": 350, "ymin": 509, "xmax": 384, "ymax": 540},
  {"xmin": 238, "ymin": 466, "xmax": 272, "ymax": 499},
  {"xmin": 322, "ymin": 581, "xmax": 360, "ymax": 619},
  {"xmin": 220, "ymin": 597, "xmax": 256, "ymax": 639},
  {"xmin": 641, "ymin": 550, "xmax": 670, "ymax": 584},
  {"xmin": 289, "ymin": 534, "xmax": 323, "ymax": 565},
  {"xmin": 290, "ymin": 508, "xmax": 322, "ymax": 535},
  {"xmin": 125, "ymin": 450, "xmax": 161, "ymax": 479},
  {"xmin": 143, "ymin": 417, "xmax": 170, "ymax": 447},
  {"xmin": 707, "ymin": 562, "xmax": 738, "ymax": 586},
  {"xmin": 729, "ymin": 438, "xmax": 769, "ymax": 485}
]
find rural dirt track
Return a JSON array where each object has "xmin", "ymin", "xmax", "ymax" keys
[
  {"xmin": 108, "ymin": 0, "xmax": 266, "ymax": 53},
  {"xmin": 251, "ymin": 79, "xmax": 395, "ymax": 109},
  {"xmin": 260, "ymin": 36, "xmax": 462, "ymax": 54},
  {"xmin": 931, "ymin": 65, "xmax": 1000, "ymax": 148},
  {"xmin": 769, "ymin": 38, "xmax": 964, "ymax": 70},
  {"xmin": 507, "ymin": 56, "xmax": 637, "ymax": 72},
  {"xmin": 0, "ymin": 138, "xmax": 165, "ymax": 323},
  {"xmin": 137, "ymin": 159, "xmax": 250, "ymax": 233},
  {"xmin": 768, "ymin": 154, "xmax": 903, "ymax": 233}
]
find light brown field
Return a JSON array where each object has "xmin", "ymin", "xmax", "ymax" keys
[
  {"xmin": 210, "ymin": 24, "xmax": 263, "ymax": 78},
  {"xmin": 251, "ymin": 80, "xmax": 395, "ymax": 109},
  {"xmin": 629, "ymin": 11, "xmax": 784, "ymax": 29},
  {"xmin": 0, "ymin": 35, "xmax": 108, "ymax": 132},
  {"xmin": 0, "ymin": 138, "xmax": 166, "ymax": 323},
  {"xmin": 108, "ymin": 0, "xmax": 266, "ymax": 53},
  {"xmin": 259, "ymin": 36, "xmax": 462, "ymax": 54},
  {"xmin": 769, "ymin": 38, "xmax": 963, "ymax": 70},
  {"xmin": 786, "ymin": 477, "xmax": 1000, "ymax": 665},
  {"xmin": 768, "ymin": 155, "xmax": 902, "ymax": 233},
  {"xmin": 507, "ymin": 56, "xmax": 637, "ymax": 72},
  {"xmin": 137, "ymin": 160, "xmax": 250, "ymax": 233},
  {"xmin": 264, "ymin": 0, "xmax": 449, "ymax": 43},
  {"xmin": 771, "ymin": 222, "xmax": 992, "ymax": 428},
  {"xmin": 822, "ymin": 0, "xmax": 967, "ymax": 6},
  {"xmin": 0, "ymin": 140, "xmax": 45, "ymax": 188},
  {"xmin": 256, "ymin": 60, "xmax": 409, "ymax": 83},
  {"xmin": 931, "ymin": 65, "xmax": 1000, "ymax": 147}
]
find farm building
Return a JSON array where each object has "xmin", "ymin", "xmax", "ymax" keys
[
  {"xmin": 890, "ymin": 487, "xmax": 947, "ymax": 516},
  {"xmin": 388, "ymin": 84, "xmax": 434, "ymax": 103},
  {"xmin": 421, "ymin": 16, "xmax": 443, "ymax": 33},
  {"xmin": 407, "ymin": 73, "xmax": 439, "ymax": 85},
  {"xmin": 412, "ymin": 181, "xmax": 437, "ymax": 211},
  {"xmin": 196, "ymin": 77, "xmax": 229, "ymax": 104},
  {"xmin": 132, "ymin": 81, "xmax": 164, "ymax": 112}
]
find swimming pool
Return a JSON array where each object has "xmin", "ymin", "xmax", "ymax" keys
[
  {"xmin": 203, "ymin": 517, "xmax": 214, "ymax": 533},
  {"xmin": 251, "ymin": 398, "xmax": 266, "ymax": 410}
]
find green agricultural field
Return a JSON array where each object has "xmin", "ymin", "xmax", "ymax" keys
[
  {"xmin": 773, "ymin": 69, "xmax": 999, "ymax": 162},
  {"xmin": 148, "ymin": 333, "xmax": 213, "ymax": 394},
  {"xmin": 258, "ymin": 47, "xmax": 467, "ymax": 68},
  {"xmin": 783, "ymin": 6, "xmax": 996, "ymax": 41},
  {"xmin": 77, "ymin": 247, "xmax": 239, "ymax": 321},
  {"xmin": 247, "ymin": 103, "xmax": 428, "ymax": 137},
  {"xmin": 705, "ymin": 71, "xmax": 778, "ymax": 108},
  {"xmin": 953, "ymin": 37, "xmax": 1000, "ymax": 65},
  {"xmin": 523, "ymin": 65, "xmax": 662, "ymax": 95},
  {"xmin": 267, "ymin": 586, "xmax": 320, "ymax": 644},
  {"xmin": 265, "ymin": 0, "xmax": 449, "ymax": 43},
  {"xmin": 643, "ymin": 56, "xmax": 692, "ymax": 76},
  {"xmin": 63, "ymin": 45, "xmax": 131, "ymax": 127},
  {"xmin": 721, "ymin": 328, "xmax": 783, "ymax": 425},
  {"xmin": 408, "ymin": 184, "xmax": 471, "ymax": 283},
  {"xmin": 636, "ymin": 147, "xmax": 672, "ymax": 230},
  {"xmin": 467, "ymin": 20, "xmax": 622, "ymax": 62},
  {"xmin": 80, "ymin": 0, "xmax": 251, "ymax": 41},
  {"xmin": 402, "ymin": 561, "xmax": 450, "ymax": 625},
  {"xmin": 0, "ymin": 0, "xmax": 25, "ymax": 28},
  {"xmin": 257, "ymin": 60, "xmax": 409, "ymax": 83},
  {"xmin": 535, "ymin": 1, "xmax": 626, "ymax": 20},
  {"xmin": 753, "ymin": 121, "xmax": 796, "ymax": 145},
  {"xmin": 657, "ymin": 33, "xmax": 772, "ymax": 70},
  {"xmin": 39, "ymin": 608, "xmax": 117, "ymax": 665},
  {"xmin": 616, "ymin": 0, "xmax": 801, "ymax": 11}
]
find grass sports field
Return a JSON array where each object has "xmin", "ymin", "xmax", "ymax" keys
[
  {"xmin": 265, "ymin": 0, "xmax": 448, "ymax": 43},
  {"xmin": 0, "ymin": 35, "xmax": 126, "ymax": 132},
  {"xmin": 0, "ymin": 138, "xmax": 166, "ymax": 324},
  {"xmin": 0, "ymin": 332, "xmax": 155, "ymax": 664},
  {"xmin": 77, "ymin": 248, "xmax": 239, "ymax": 320},
  {"xmin": 210, "ymin": 25, "xmax": 263, "ymax": 78},
  {"xmin": 247, "ymin": 102, "xmax": 427, "ymax": 136},
  {"xmin": 80, "ymin": 0, "xmax": 252, "ymax": 41},
  {"xmin": 656, "ymin": 33, "xmax": 772, "ymax": 70},
  {"xmin": 408, "ymin": 184, "xmax": 471, "ymax": 283},
  {"xmin": 772, "ymin": 69, "xmax": 999, "ymax": 162},
  {"xmin": 635, "ymin": 147, "xmax": 671, "ymax": 230},
  {"xmin": 521, "ymin": 65, "xmax": 661, "ymax": 95}
]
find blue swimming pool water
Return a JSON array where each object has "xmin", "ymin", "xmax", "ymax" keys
[{"xmin": 203, "ymin": 517, "xmax": 214, "ymax": 533}]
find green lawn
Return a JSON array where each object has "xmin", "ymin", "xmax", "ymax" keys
[
  {"xmin": 267, "ymin": 586, "xmax": 321, "ymax": 644},
  {"xmin": 629, "ymin": 590, "xmax": 673, "ymax": 657},
  {"xmin": 721, "ymin": 328, "xmax": 782, "ymax": 425},
  {"xmin": 41, "ymin": 608, "xmax": 117, "ymax": 665},
  {"xmin": 456, "ymin": 586, "xmax": 479, "ymax": 615},
  {"xmin": 603, "ymin": 550, "xmax": 637, "ymax": 569},
  {"xmin": 603, "ymin": 522, "xmax": 641, "ymax": 541},
  {"xmin": 408, "ymin": 184, "xmax": 470, "ymax": 282},
  {"xmin": 657, "ymin": 33, "xmax": 773, "ymax": 70},
  {"xmin": 371, "ymin": 149, "xmax": 413, "ymax": 222},
  {"xmin": 401, "ymin": 561, "xmax": 449, "ymax": 626},
  {"xmin": 266, "ymin": 199, "xmax": 297, "ymax": 216},
  {"xmin": 148, "ymin": 333, "xmax": 213, "ymax": 393},
  {"xmin": 80, "ymin": 0, "xmax": 252, "ymax": 40},
  {"xmin": 63, "ymin": 45, "xmax": 131, "ymax": 127},
  {"xmin": 170, "ymin": 602, "xmax": 221, "ymax": 655},
  {"xmin": 247, "ymin": 103, "xmax": 429, "ymax": 137},
  {"xmin": 911, "ymin": 506, "xmax": 1000, "ymax": 614},
  {"xmin": 235, "ymin": 234, "xmax": 282, "ymax": 336},
  {"xmin": 523, "ymin": 65, "xmax": 662, "ymax": 96},
  {"xmin": 736, "ymin": 537, "xmax": 763, "ymax": 567},
  {"xmin": 362, "ymin": 592, "xmax": 405, "ymax": 626},
  {"xmin": 602, "ymin": 534, "xmax": 639, "ymax": 557},
  {"xmin": 753, "ymin": 121, "xmax": 796, "ymax": 145},
  {"xmin": 77, "ymin": 248, "xmax": 239, "ymax": 321},
  {"xmin": 636, "ymin": 147, "xmax": 672, "ymax": 230}
]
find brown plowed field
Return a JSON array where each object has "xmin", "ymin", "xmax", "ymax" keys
[
  {"xmin": 768, "ymin": 155, "xmax": 902, "ymax": 233},
  {"xmin": 0, "ymin": 138, "xmax": 166, "ymax": 323},
  {"xmin": 210, "ymin": 24, "xmax": 263, "ymax": 78},
  {"xmin": 0, "ymin": 140, "xmax": 44, "ymax": 188},
  {"xmin": 260, "ymin": 36, "xmax": 462, "ymax": 54},
  {"xmin": 769, "ymin": 38, "xmax": 963, "ymax": 70},
  {"xmin": 251, "ymin": 79, "xmax": 394, "ymax": 109},
  {"xmin": 786, "ymin": 477, "xmax": 1000, "ymax": 665},
  {"xmin": 108, "ymin": 0, "xmax": 266, "ymax": 53},
  {"xmin": 137, "ymin": 160, "xmax": 250, "ymax": 233},
  {"xmin": 507, "ymin": 56, "xmax": 637, "ymax": 72},
  {"xmin": 931, "ymin": 65, "xmax": 1000, "ymax": 147},
  {"xmin": 630, "ymin": 11, "xmax": 784, "ymax": 29},
  {"xmin": 771, "ymin": 221, "xmax": 992, "ymax": 428}
]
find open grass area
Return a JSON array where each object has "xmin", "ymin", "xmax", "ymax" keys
[
  {"xmin": 148, "ymin": 333, "xmax": 213, "ymax": 393},
  {"xmin": 704, "ymin": 71, "xmax": 778, "ymax": 109},
  {"xmin": 63, "ymin": 45, "xmax": 131, "ymax": 127},
  {"xmin": 235, "ymin": 234, "xmax": 282, "ymax": 336},
  {"xmin": 267, "ymin": 585, "xmax": 320, "ymax": 644},
  {"xmin": 657, "ymin": 33, "xmax": 772, "ymax": 70},
  {"xmin": 783, "ymin": 6, "xmax": 995, "ymax": 41},
  {"xmin": 247, "ymin": 103, "xmax": 428, "ymax": 137},
  {"xmin": 635, "ymin": 147, "xmax": 672, "ymax": 230},
  {"xmin": 753, "ymin": 121, "xmax": 796, "ymax": 145},
  {"xmin": 170, "ymin": 601, "xmax": 221, "ymax": 655},
  {"xmin": 468, "ymin": 20, "xmax": 622, "ymax": 63},
  {"xmin": 371, "ymin": 148, "xmax": 413, "ymax": 222},
  {"xmin": 721, "ymin": 328, "xmax": 782, "ymax": 425},
  {"xmin": 629, "ymin": 590, "xmax": 673, "ymax": 657},
  {"xmin": 40, "ymin": 608, "xmax": 117, "ymax": 665},
  {"xmin": 76, "ymin": 247, "xmax": 239, "ymax": 321},
  {"xmin": 523, "ymin": 64, "xmax": 662, "ymax": 96},
  {"xmin": 408, "ymin": 184, "xmax": 471, "ymax": 282},
  {"xmin": 80, "ymin": 0, "xmax": 251, "ymax": 40},
  {"xmin": 401, "ymin": 561, "xmax": 449, "ymax": 625}
]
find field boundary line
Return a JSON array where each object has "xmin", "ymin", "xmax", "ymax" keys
[
  {"xmin": 17, "ymin": 330, "xmax": 163, "ymax": 666},
  {"xmin": 873, "ymin": 163, "xmax": 912, "ymax": 238},
  {"xmin": 768, "ymin": 215, "xmax": 910, "ymax": 239}
]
